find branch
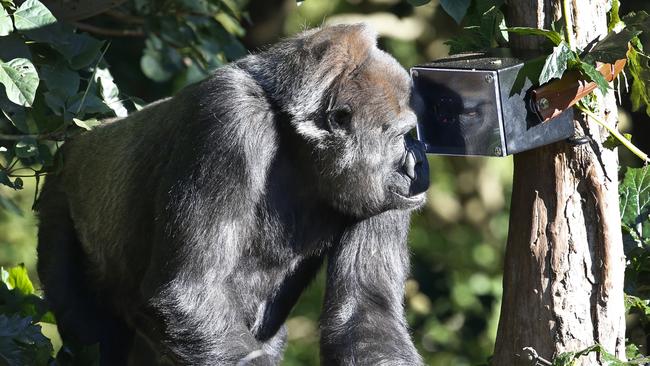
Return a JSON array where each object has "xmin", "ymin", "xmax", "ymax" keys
[
  {"xmin": 0, "ymin": 133, "xmax": 65, "ymax": 141},
  {"xmin": 71, "ymin": 21, "xmax": 144, "ymax": 37},
  {"xmin": 104, "ymin": 9, "xmax": 145, "ymax": 25}
]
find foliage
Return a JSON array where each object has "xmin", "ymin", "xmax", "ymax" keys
[
  {"xmin": 0, "ymin": 0, "xmax": 247, "ymax": 211},
  {"xmin": 0, "ymin": 0, "xmax": 121, "ymax": 205},
  {"xmin": 551, "ymin": 343, "xmax": 650, "ymax": 365},
  {"xmin": 621, "ymin": 166, "xmax": 650, "ymax": 319},
  {"xmin": 0, "ymin": 265, "xmax": 54, "ymax": 365}
]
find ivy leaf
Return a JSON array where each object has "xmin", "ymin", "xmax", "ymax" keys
[
  {"xmin": 576, "ymin": 61, "xmax": 610, "ymax": 94},
  {"xmin": 584, "ymin": 29, "xmax": 639, "ymax": 64},
  {"xmin": 620, "ymin": 166, "xmax": 650, "ymax": 240},
  {"xmin": 627, "ymin": 46, "xmax": 650, "ymax": 115},
  {"xmin": 0, "ymin": 5, "xmax": 12, "ymax": 36},
  {"xmin": 0, "ymin": 58, "xmax": 39, "ymax": 107},
  {"xmin": 13, "ymin": 0, "xmax": 56, "ymax": 31},
  {"xmin": 539, "ymin": 41, "xmax": 573, "ymax": 84},
  {"xmin": 439, "ymin": 0, "xmax": 471, "ymax": 24},
  {"xmin": 504, "ymin": 27, "xmax": 563, "ymax": 46}
]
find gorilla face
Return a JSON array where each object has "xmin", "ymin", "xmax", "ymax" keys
[{"xmin": 290, "ymin": 25, "xmax": 430, "ymax": 218}]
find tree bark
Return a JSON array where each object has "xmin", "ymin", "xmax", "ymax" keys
[{"xmin": 492, "ymin": 1, "xmax": 626, "ymax": 365}]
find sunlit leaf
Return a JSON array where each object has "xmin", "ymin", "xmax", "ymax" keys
[
  {"xmin": 73, "ymin": 117, "xmax": 101, "ymax": 131},
  {"xmin": 5, "ymin": 264, "xmax": 34, "ymax": 295},
  {"xmin": 504, "ymin": 27, "xmax": 563, "ymax": 45},
  {"xmin": 539, "ymin": 41, "xmax": 573, "ymax": 84},
  {"xmin": 13, "ymin": 0, "xmax": 56, "ymax": 31},
  {"xmin": 0, "ymin": 5, "xmax": 12, "ymax": 36},
  {"xmin": 584, "ymin": 29, "xmax": 639, "ymax": 64},
  {"xmin": 603, "ymin": 132, "xmax": 632, "ymax": 150},
  {"xmin": 576, "ymin": 61, "xmax": 610, "ymax": 94},
  {"xmin": 0, "ymin": 58, "xmax": 39, "ymax": 107},
  {"xmin": 620, "ymin": 166, "xmax": 650, "ymax": 240}
]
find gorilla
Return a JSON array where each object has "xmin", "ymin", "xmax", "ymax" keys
[{"xmin": 37, "ymin": 24, "xmax": 430, "ymax": 365}]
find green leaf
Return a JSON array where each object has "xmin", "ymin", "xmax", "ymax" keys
[
  {"xmin": 627, "ymin": 47, "xmax": 650, "ymax": 116},
  {"xmin": 584, "ymin": 29, "xmax": 639, "ymax": 64},
  {"xmin": 40, "ymin": 62, "xmax": 80, "ymax": 98},
  {"xmin": 13, "ymin": 0, "xmax": 56, "ymax": 31},
  {"xmin": 73, "ymin": 117, "xmax": 101, "ymax": 130},
  {"xmin": 510, "ymin": 56, "xmax": 546, "ymax": 96},
  {"xmin": 539, "ymin": 41, "xmax": 573, "ymax": 84},
  {"xmin": 504, "ymin": 27, "xmax": 563, "ymax": 46},
  {"xmin": 0, "ymin": 95, "xmax": 28, "ymax": 132},
  {"xmin": 603, "ymin": 132, "xmax": 631, "ymax": 150},
  {"xmin": 65, "ymin": 93, "xmax": 110, "ymax": 119},
  {"xmin": 14, "ymin": 138, "xmax": 38, "ymax": 158},
  {"xmin": 0, "ymin": 5, "xmax": 12, "ymax": 36},
  {"xmin": 0, "ymin": 58, "xmax": 39, "ymax": 106},
  {"xmin": 407, "ymin": 0, "xmax": 431, "ymax": 5},
  {"xmin": 620, "ymin": 166, "xmax": 650, "ymax": 241},
  {"xmin": 5, "ymin": 264, "xmax": 34, "ymax": 295},
  {"xmin": 439, "ymin": 0, "xmax": 470, "ymax": 24},
  {"xmin": 0, "ymin": 314, "xmax": 53, "ymax": 365},
  {"xmin": 0, "ymin": 33, "xmax": 30, "ymax": 61},
  {"xmin": 608, "ymin": 0, "xmax": 622, "ymax": 32},
  {"xmin": 576, "ymin": 61, "xmax": 610, "ymax": 94},
  {"xmin": 623, "ymin": 11, "xmax": 650, "ymax": 35},
  {"xmin": 63, "ymin": 34, "xmax": 104, "ymax": 70},
  {"xmin": 94, "ymin": 67, "xmax": 126, "ymax": 117}
]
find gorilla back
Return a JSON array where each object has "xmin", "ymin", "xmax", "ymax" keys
[{"xmin": 37, "ymin": 24, "xmax": 429, "ymax": 365}]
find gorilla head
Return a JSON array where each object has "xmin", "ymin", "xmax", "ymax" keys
[{"xmin": 250, "ymin": 24, "xmax": 429, "ymax": 218}]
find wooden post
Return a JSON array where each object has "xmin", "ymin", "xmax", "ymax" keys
[{"xmin": 492, "ymin": 1, "xmax": 626, "ymax": 365}]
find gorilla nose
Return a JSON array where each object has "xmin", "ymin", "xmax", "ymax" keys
[{"xmin": 404, "ymin": 136, "xmax": 430, "ymax": 196}]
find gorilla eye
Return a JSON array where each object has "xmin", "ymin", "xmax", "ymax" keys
[{"xmin": 327, "ymin": 105, "xmax": 352, "ymax": 132}]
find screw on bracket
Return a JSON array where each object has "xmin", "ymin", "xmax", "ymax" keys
[
  {"xmin": 494, "ymin": 146, "xmax": 503, "ymax": 156},
  {"xmin": 484, "ymin": 74, "xmax": 494, "ymax": 83},
  {"xmin": 536, "ymin": 97, "xmax": 550, "ymax": 111}
]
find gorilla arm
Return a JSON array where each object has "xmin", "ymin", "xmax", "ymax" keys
[
  {"xmin": 320, "ymin": 209, "xmax": 422, "ymax": 365},
  {"xmin": 125, "ymin": 69, "xmax": 280, "ymax": 366}
]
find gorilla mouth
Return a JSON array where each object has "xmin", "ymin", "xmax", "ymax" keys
[{"xmin": 390, "ymin": 190, "xmax": 427, "ymax": 209}]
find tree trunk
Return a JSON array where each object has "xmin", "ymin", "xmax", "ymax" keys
[{"xmin": 492, "ymin": 1, "xmax": 626, "ymax": 365}]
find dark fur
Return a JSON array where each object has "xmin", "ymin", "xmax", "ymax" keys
[{"xmin": 37, "ymin": 24, "xmax": 429, "ymax": 365}]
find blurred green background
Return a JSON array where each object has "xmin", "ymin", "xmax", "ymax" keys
[{"xmin": 1, "ymin": 0, "xmax": 648, "ymax": 365}]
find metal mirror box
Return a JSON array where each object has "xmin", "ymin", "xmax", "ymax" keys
[{"xmin": 411, "ymin": 52, "xmax": 575, "ymax": 157}]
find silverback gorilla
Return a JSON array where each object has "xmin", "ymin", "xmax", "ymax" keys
[{"xmin": 37, "ymin": 24, "xmax": 430, "ymax": 365}]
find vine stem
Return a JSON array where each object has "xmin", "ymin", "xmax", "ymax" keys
[
  {"xmin": 576, "ymin": 104, "xmax": 650, "ymax": 163},
  {"xmin": 562, "ymin": 0, "xmax": 576, "ymax": 50}
]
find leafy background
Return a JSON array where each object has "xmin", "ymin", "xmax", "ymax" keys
[{"xmin": 0, "ymin": 0, "xmax": 648, "ymax": 365}]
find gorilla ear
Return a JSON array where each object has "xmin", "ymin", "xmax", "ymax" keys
[{"xmin": 308, "ymin": 23, "xmax": 377, "ymax": 65}]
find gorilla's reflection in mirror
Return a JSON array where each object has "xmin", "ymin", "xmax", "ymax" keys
[{"xmin": 413, "ymin": 72, "xmax": 500, "ymax": 155}]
